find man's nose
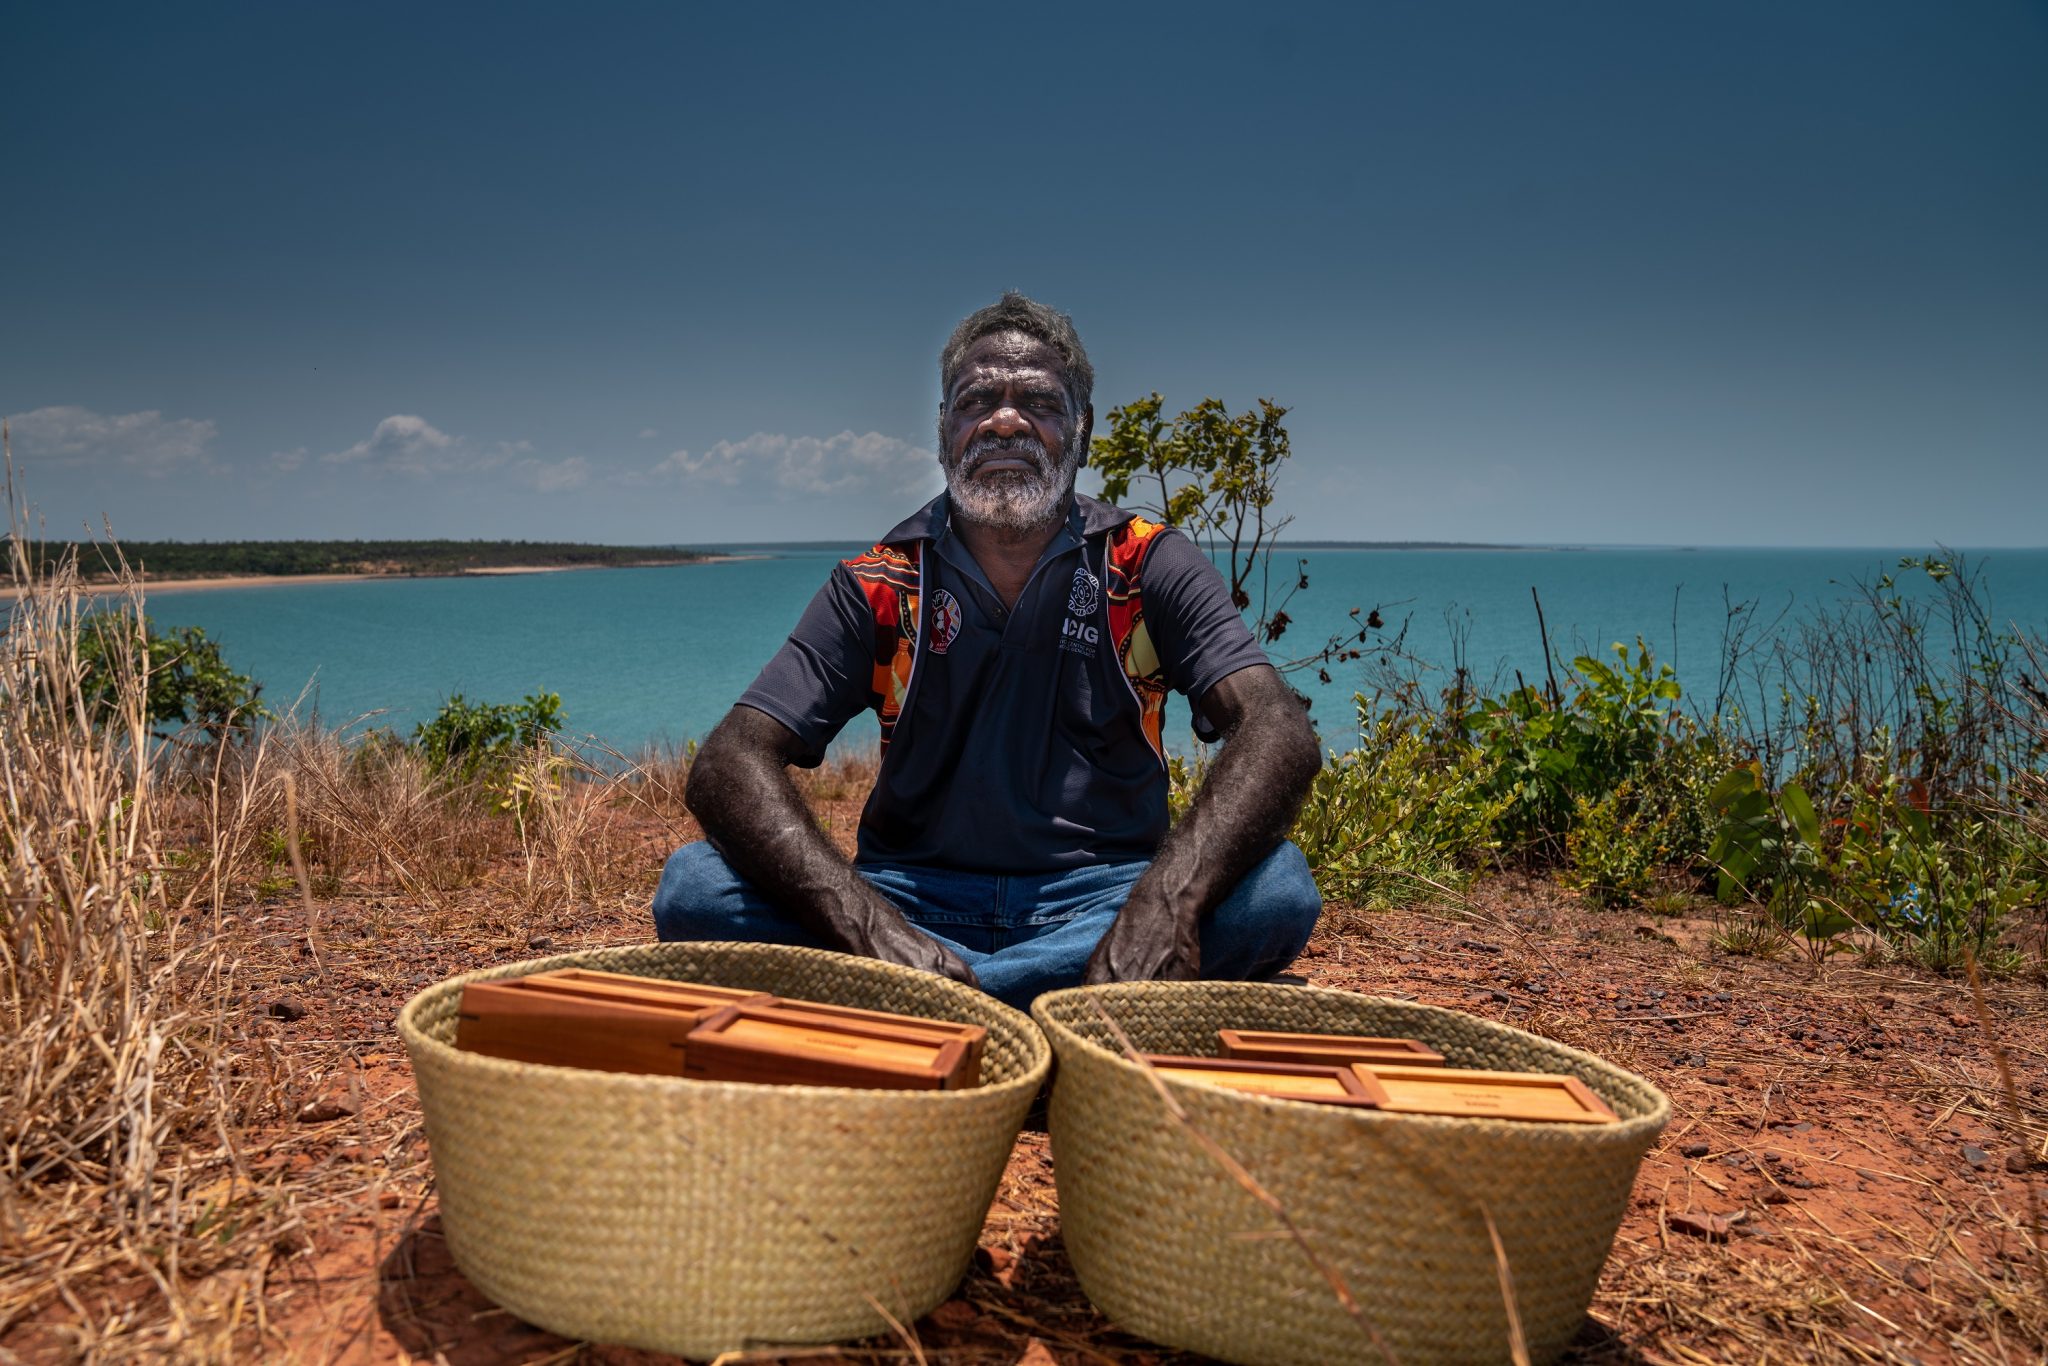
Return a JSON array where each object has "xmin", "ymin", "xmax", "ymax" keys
[{"xmin": 984, "ymin": 405, "xmax": 1030, "ymax": 437}]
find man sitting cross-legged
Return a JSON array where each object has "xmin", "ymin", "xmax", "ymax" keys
[{"xmin": 653, "ymin": 292, "xmax": 1323, "ymax": 1011}]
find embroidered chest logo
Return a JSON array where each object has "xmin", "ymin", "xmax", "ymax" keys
[
  {"xmin": 1060, "ymin": 567, "xmax": 1101, "ymax": 655},
  {"xmin": 927, "ymin": 589, "xmax": 962, "ymax": 655},
  {"xmin": 1067, "ymin": 566, "xmax": 1101, "ymax": 616}
]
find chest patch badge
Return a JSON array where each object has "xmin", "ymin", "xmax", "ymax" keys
[
  {"xmin": 928, "ymin": 589, "xmax": 962, "ymax": 655},
  {"xmin": 1060, "ymin": 567, "xmax": 1102, "ymax": 656},
  {"xmin": 1067, "ymin": 566, "xmax": 1100, "ymax": 616}
]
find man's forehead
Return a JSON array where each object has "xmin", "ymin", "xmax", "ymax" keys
[{"xmin": 951, "ymin": 330, "xmax": 1064, "ymax": 389}]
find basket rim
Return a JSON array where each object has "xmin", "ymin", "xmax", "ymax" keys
[
  {"xmin": 402, "ymin": 940, "xmax": 1051, "ymax": 1100},
  {"xmin": 1033, "ymin": 979, "xmax": 1671, "ymax": 1135}
]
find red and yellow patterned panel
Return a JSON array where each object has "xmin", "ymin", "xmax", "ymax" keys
[
  {"xmin": 1105, "ymin": 517, "xmax": 1168, "ymax": 763},
  {"xmin": 845, "ymin": 543, "xmax": 920, "ymax": 753}
]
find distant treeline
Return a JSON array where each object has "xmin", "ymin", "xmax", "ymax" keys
[{"xmin": 46, "ymin": 539, "xmax": 711, "ymax": 580}]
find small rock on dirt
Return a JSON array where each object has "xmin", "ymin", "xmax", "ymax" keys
[
  {"xmin": 1679, "ymin": 1141, "xmax": 1711, "ymax": 1158},
  {"xmin": 268, "ymin": 999, "xmax": 309, "ymax": 1021},
  {"xmin": 1455, "ymin": 939, "xmax": 1501, "ymax": 954},
  {"xmin": 1668, "ymin": 1210, "xmax": 1740, "ymax": 1241},
  {"xmin": 2007, "ymin": 1151, "xmax": 2038, "ymax": 1174},
  {"xmin": 527, "ymin": 934, "xmax": 553, "ymax": 949},
  {"xmin": 296, "ymin": 1094, "xmax": 359, "ymax": 1124},
  {"xmin": 1962, "ymin": 1145, "xmax": 1991, "ymax": 1169}
]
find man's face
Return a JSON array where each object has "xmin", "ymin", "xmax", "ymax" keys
[{"xmin": 939, "ymin": 330, "xmax": 1090, "ymax": 533}]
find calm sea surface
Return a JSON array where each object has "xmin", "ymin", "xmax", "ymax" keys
[{"xmin": 145, "ymin": 546, "xmax": 2048, "ymax": 758}]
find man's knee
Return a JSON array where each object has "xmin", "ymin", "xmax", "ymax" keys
[
  {"xmin": 652, "ymin": 841, "xmax": 745, "ymax": 941},
  {"xmin": 1203, "ymin": 840, "xmax": 1323, "ymax": 978}
]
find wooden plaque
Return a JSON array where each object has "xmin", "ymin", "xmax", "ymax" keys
[
  {"xmin": 1349, "ymin": 1065, "xmax": 1619, "ymax": 1124},
  {"xmin": 769, "ymin": 997, "xmax": 987, "ymax": 1079},
  {"xmin": 455, "ymin": 980, "xmax": 705, "ymax": 1076},
  {"xmin": 515, "ymin": 968, "xmax": 769, "ymax": 1014},
  {"xmin": 683, "ymin": 1003, "xmax": 981, "ymax": 1091},
  {"xmin": 1139, "ymin": 1054, "xmax": 1382, "ymax": 1107},
  {"xmin": 1217, "ymin": 1028, "xmax": 1447, "ymax": 1069}
]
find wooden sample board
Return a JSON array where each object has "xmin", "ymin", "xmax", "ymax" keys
[
  {"xmin": 456, "ymin": 980, "xmax": 708, "ymax": 1076},
  {"xmin": 683, "ymin": 1002, "xmax": 984, "ymax": 1091},
  {"xmin": 767, "ymin": 997, "xmax": 988, "ymax": 1079},
  {"xmin": 455, "ymin": 970, "xmax": 773, "ymax": 1076},
  {"xmin": 515, "ymin": 969, "xmax": 769, "ymax": 1013},
  {"xmin": 1217, "ymin": 1028, "xmax": 1447, "ymax": 1069},
  {"xmin": 1349, "ymin": 1065, "xmax": 1618, "ymax": 1123},
  {"xmin": 1139, "ymin": 1054, "xmax": 1382, "ymax": 1107}
]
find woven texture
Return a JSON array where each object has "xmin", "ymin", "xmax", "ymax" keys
[
  {"xmin": 1035, "ymin": 982, "xmax": 1669, "ymax": 1366},
  {"xmin": 399, "ymin": 942, "xmax": 1048, "ymax": 1358}
]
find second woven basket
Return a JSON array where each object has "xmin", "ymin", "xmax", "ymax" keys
[{"xmin": 1035, "ymin": 981, "xmax": 1669, "ymax": 1366}]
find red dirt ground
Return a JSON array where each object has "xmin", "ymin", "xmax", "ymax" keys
[{"xmin": 9, "ymin": 797, "xmax": 2045, "ymax": 1364}]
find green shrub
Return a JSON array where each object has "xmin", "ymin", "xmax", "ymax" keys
[
  {"xmin": 1704, "ymin": 761, "xmax": 2044, "ymax": 968},
  {"xmin": 1466, "ymin": 639, "xmax": 1683, "ymax": 860},
  {"xmin": 1291, "ymin": 704, "xmax": 1510, "ymax": 908},
  {"xmin": 78, "ymin": 612, "xmax": 267, "ymax": 740},
  {"xmin": 413, "ymin": 692, "xmax": 565, "ymax": 781},
  {"xmin": 1567, "ymin": 732, "xmax": 1728, "ymax": 906},
  {"xmin": 1565, "ymin": 781, "xmax": 1658, "ymax": 907}
]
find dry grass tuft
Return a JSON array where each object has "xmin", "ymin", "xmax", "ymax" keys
[{"xmin": 1, "ymin": 474, "xmax": 297, "ymax": 1358}]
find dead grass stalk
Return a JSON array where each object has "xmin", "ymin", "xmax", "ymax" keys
[{"xmin": 1, "ymin": 449, "xmax": 295, "ymax": 1358}]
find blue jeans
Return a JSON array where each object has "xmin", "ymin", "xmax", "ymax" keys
[{"xmin": 651, "ymin": 842, "xmax": 1323, "ymax": 1011}]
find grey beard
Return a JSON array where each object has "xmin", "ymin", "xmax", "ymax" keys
[{"xmin": 941, "ymin": 433, "xmax": 1082, "ymax": 532}]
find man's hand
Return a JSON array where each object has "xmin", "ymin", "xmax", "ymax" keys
[
  {"xmin": 1082, "ymin": 889, "xmax": 1199, "ymax": 985},
  {"xmin": 851, "ymin": 902, "xmax": 981, "ymax": 987}
]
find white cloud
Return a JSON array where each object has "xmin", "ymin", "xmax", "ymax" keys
[
  {"xmin": 4, "ymin": 405, "xmax": 220, "ymax": 476},
  {"xmin": 314, "ymin": 418, "xmax": 587, "ymax": 494},
  {"xmin": 645, "ymin": 430, "xmax": 937, "ymax": 498},
  {"xmin": 515, "ymin": 456, "xmax": 589, "ymax": 493},
  {"xmin": 322, "ymin": 414, "xmax": 460, "ymax": 476}
]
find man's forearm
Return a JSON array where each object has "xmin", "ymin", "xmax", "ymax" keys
[
  {"xmin": 685, "ymin": 713, "xmax": 889, "ymax": 952},
  {"xmin": 1081, "ymin": 668, "xmax": 1319, "ymax": 985},
  {"xmin": 684, "ymin": 710, "xmax": 977, "ymax": 984},
  {"xmin": 1131, "ymin": 703, "xmax": 1320, "ymax": 924}
]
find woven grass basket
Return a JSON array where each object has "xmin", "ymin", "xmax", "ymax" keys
[
  {"xmin": 1034, "ymin": 982, "xmax": 1669, "ymax": 1366},
  {"xmin": 399, "ymin": 941, "xmax": 1048, "ymax": 1358}
]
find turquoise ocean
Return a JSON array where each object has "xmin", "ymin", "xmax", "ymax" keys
[{"xmin": 145, "ymin": 546, "xmax": 2048, "ymax": 759}]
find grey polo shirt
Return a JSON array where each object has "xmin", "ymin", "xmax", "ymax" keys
[{"xmin": 737, "ymin": 493, "xmax": 1269, "ymax": 873}]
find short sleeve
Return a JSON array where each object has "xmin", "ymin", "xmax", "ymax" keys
[
  {"xmin": 1136, "ymin": 529, "xmax": 1272, "ymax": 734},
  {"xmin": 734, "ymin": 565, "xmax": 875, "ymax": 765}
]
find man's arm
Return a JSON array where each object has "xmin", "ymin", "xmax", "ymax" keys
[
  {"xmin": 1082, "ymin": 664, "xmax": 1320, "ymax": 983},
  {"xmin": 686, "ymin": 705, "xmax": 979, "ymax": 985}
]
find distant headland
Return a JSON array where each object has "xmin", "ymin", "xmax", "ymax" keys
[{"xmin": 33, "ymin": 539, "xmax": 723, "ymax": 593}]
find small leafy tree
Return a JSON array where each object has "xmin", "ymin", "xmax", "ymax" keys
[
  {"xmin": 1091, "ymin": 394, "xmax": 1377, "ymax": 685},
  {"xmin": 77, "ymin": 613, "xmax": 267, "ymax": 741}
]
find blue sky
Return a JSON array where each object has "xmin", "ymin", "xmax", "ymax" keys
[{"xmin": 4, "ymin": 2, "xmax": 2043, "ymax": 547}]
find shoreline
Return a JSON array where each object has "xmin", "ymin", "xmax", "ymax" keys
[{"xmin": 1, "ymin": 557, "xmax": 757, "ymax": 601}]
